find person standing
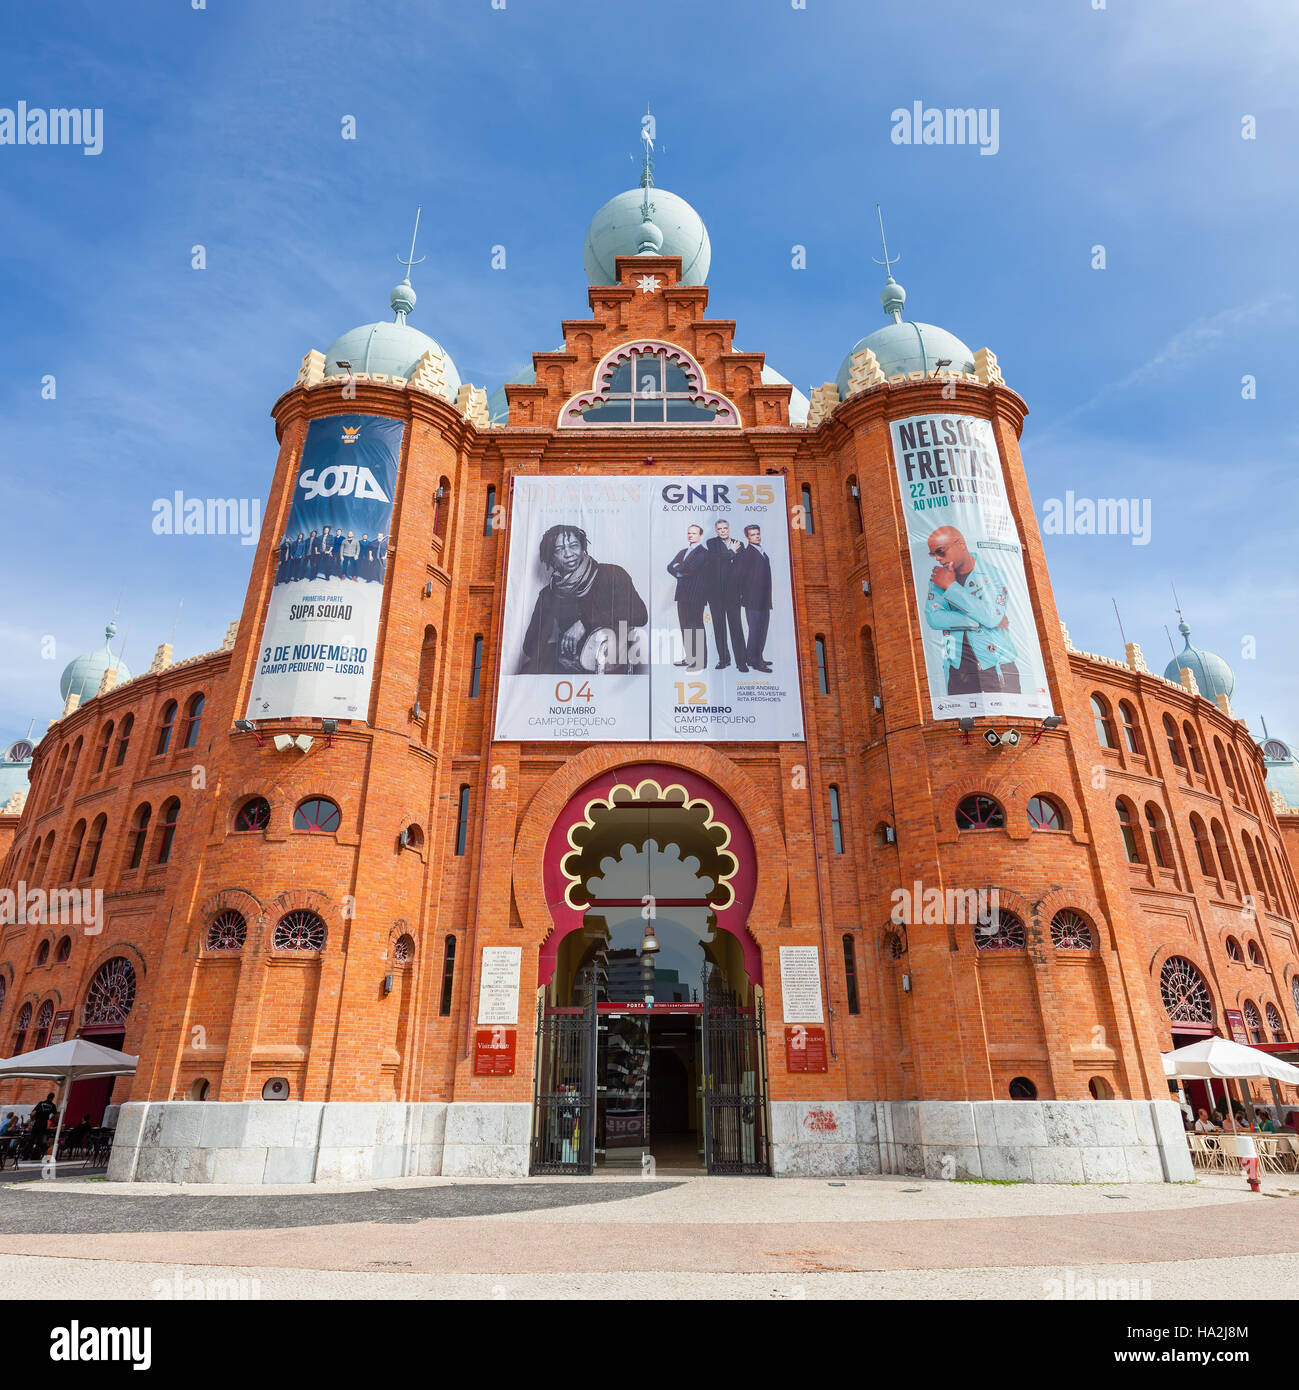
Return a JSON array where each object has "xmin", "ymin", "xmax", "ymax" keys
[
  {"xmin": 375, "ymin": 533, "xmax": 389, "ymax": 586},
  {"xmin": 339, "ymin": 530, "xmax": 360, "ymax": 580},
  {"xmin": 27, "ymin": 1092, "xmax": 57, "ymax": 1160},
  {"xmin": 704, "ymin": 520, "xmax": 747, "ymax": 671},
  {"xmin": 317, "ymin": 526, "xmax": 335, "ymax": 580},
  {"xmin": 735, "ymin": 524, "xmax": 773, "ymax": 672},
  {"xmin": 666, "ymin": 524, "xmax": 712, "ymax": 670}
]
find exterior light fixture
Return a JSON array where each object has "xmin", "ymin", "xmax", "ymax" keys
[
  {"xmin": 423, "ymin": 581, "xmax": 434, "ymax": 598},
  {"xmin": 983, "ymin": 729, "xmax": 1002, "ymax": 749},
  {"xmin": 382, "ymin": 973, "xmax": 394, "ymax": 996},
  {"xmin": 234, "ymin": 719, "xmax": 256, "ymax": 732},
  {"xmin": 1002, "ymin": 728, "xmax": 1021, "ymax": 747},
  {"xmin": 641, "ymin": 925, "xmax": 660, "ymax": 955},
  {"xmin": 1031, "ymin": 714, "xmax": 1063, "ymax": 746}
]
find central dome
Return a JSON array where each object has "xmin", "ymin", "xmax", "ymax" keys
[
  {"xmin": 61, "ymin": 620, "xmax": 132, "ymax": 702},
  {"xmin": 583, "ymin": 187, "xmax": 711, "ymax": 286}
]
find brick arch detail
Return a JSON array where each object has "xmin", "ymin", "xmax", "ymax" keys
[
  {"xmin": 85, "ymin": 941, "xmax": 148, "ymax": 981},
  {"xmin": 1033, "ymin": 887, "xmax": 1110, "ymax": 951},
  {"xmin": 936, "ymin": 774, "xmax": 1026, "ymax": 843},
  {"xmin": 264, "ymin": 887, "xmax": 337, "ymax": 953},
  {"xmin": 1147, "ymin": 944, "xmax": 1219, "ymax": 1026},
  {"xmin": 387, "ymin": 919, "xmax": 416, "ymax": 962},
  {"xmin": 515, "ymin": 748, "xmax": 788, "ymax": 989},
  {"xmin": 963, "ymin": 884, "xmax": 1036, "ymax": 953},
  {"xmin": 196, "ymin": 887, "xmax": 264, "ymax": 953}
]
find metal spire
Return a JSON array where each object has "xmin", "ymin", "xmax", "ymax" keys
[
  {"xmin": 391, "ymin": 205, "xmax": 424, "ymax": 325},
  {"xmin": 873, "ymin": 204, "xmax": 901, "ymax": 279},
  {"xmin": 873, "ymin": 203, "xmax": 906, "ymax": 323},
  {"xmin": 397, "ymin": 204, "xmax": 425, "ymax": 284}
]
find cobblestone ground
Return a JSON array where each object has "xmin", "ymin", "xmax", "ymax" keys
[{"xmin": 1, "ymin": 1171, "xmax": 1295, "ymax": 1300}]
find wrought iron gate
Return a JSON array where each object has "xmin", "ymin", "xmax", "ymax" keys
[
  {"xmin": 701, "ymin": 967, "xmax": 770, "ymax": 1175},
  {"xmin": 530, "ymin": 993, "xmax": 596, "ymax": 1175}
]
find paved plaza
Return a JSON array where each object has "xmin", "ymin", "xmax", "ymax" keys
[{"xmin": 0, "ymin": 1170, "xmax": 1295, "ymax": 1300}]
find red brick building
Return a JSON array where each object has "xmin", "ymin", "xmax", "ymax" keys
[{"xmin": 3, "ymin": 175, "xmax": 1297, "ymax": 1183}]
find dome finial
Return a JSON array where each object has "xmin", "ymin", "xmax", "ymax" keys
[
  {"xmin": 391, "ymin": 204, "xmax": 424, "ymax": 324},
  {"xmin": 872, "ymin": 203, "xmax": 906, "ymax": 323},
  {"xmin": 1172, "ymin": 582, "xmax": 1191, "ymax": 642}
]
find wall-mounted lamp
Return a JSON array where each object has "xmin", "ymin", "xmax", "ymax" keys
[
  {"xmin": 901, "ymin": 972, "xmax": 912, "ymax": 993},
  {"xmin": 423, "ymin": 581, "xmax": 434, "ymax": 598},
  {"xmin": 382, "ymin": 973, "xmax": 394, "ymax": 996},
  {"xmin": 861, "ymin": 580, "xmax": 871, "ymax": 596}
]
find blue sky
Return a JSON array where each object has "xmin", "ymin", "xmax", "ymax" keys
[{"xmin": 3, "ymin": 0, "xmax": 1296, "ymax": 749}]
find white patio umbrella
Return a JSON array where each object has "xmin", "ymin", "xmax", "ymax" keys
[
  {"xmin": 1162, "ymin": 1037, "xmax": 1299, "ymax": 1134},
  {"xmin": 0, "ymin": 1038, "xmax": 137, "ymax": 1163}
]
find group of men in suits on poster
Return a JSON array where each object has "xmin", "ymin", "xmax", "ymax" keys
[
  {"xmin": 666, "ymin": 518, "xmax": 773, "ymax": 673},
  {"xmin": 274, "ymin": 526, "xmax": 389, "ymax": 587}
]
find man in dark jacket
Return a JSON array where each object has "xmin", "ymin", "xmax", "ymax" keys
[
  {"xmin": 520, "ymin": 524, "xmax": 648, "ymax": 674},
  {"xmin": 735, "ymin": 524, "xmax": 774, "ymax": 671},
  {"xmin": 26, "ymin": 1093, "xmax": 57, "ymax": 1160},
  {"xmin": 704, "ymin": 520, "xmax": 748, "ymax": 671},
  {"xmin": 666, "ymin": 524, "xmax": 712, "ymax": 670}
]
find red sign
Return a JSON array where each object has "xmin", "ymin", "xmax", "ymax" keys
[
  {"xmin": 474, "ymin": 1027, "xmax": 516, "ymax": 1076},
  {"xmin": 49, "ymin": 1011, "xmax": 72, "ymax": 1046},
  {"xmin": 597, "ymin": 1001, "xmax": 703, "ymax": 1014},
  {"xmin": 785, "ymin": 1024, "xmax": 828, "ymax": 1072},
  {"xmin": 1224, "ymin": 1011, "xmax": 1249, "ymax": 1045}
]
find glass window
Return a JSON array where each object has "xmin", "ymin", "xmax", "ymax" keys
[
  {"xmin": 1116, "ymin": 800, "xmax": 1142, "ymax": 863},
  {"xmin": 1026, "ymin": 795, "xmax": 1064, "ymax": 831},
  {"xmin": 455, "ymin": 786, "xmax": 471, "ymax": 856},
  {"xmin": 182, "ymin": 693, "xmax": 205, "ymax": 749},
  {"xmin": 956, "ymin": 795, "xmax": 1004, "ymax": 830},
  {"xmin": 155, "ymin": 701, "xmax": 177, "ymax": 756},
  {"xmin": 114, "ymin": 714, "xmax": 133, "ymax": 767},
  {"xmin": 842, "ymin": 935, "xmax": 860, "ymax": 1015},
  {"xmin": 1091, "ymin": 695, "xmax": 1115, "ymax": 748},
  {"xmin": 572, "ymin": 348, "xmax": 727, "ymax": 427},
  {"xmin": 470, "ymin": 635, "xmax": 484, "ymax": 698},
  {"xmin": 828, "ymin": 785, "xmax": 844, "ymax": 853},
  {"xmin": 439, "ymin": 935, "xmax": 457, "ymax": 1016},
  {"xmin": 815, "ymin": 636, "xmax": 829, "ymax": 694},
  {"xmin": 294, "ymin": 798, "xmax": 340, "ymax": 833}
]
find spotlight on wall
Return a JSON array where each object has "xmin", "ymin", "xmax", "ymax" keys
[
  {"xmin": 423, "ymin": 581, "xmax": 434, "ymax": 598},
  {"xmin": 320, "ymin": 718, "xmax": 337, "ymax": 747},
  {"xmin": 1031, "ymin": 713, "xmax": 1062, "ymax": 746},
  {"xmin": 273, "ymin": 734, "xmax": 294, "ymax": 752},
  {"xmin": 861, "ymin": 579, "xmax": 871, "ymax": 595},
  {"xmin": 932, "ymin": 359, "xmax": 952, "ymax": 378},
  {"xmin": 901, "ymin": 972, "xmax": 912, "ymax": 993},
  {"xmin": 382, "ymin": 973, "xmax": 394, "ymax": 997},
  {"xmin": 234, "ymin": 719, "xmax": 256, "ymax": 732},
  {"xmin": 958, "ymin": 715, "xmax": 975, "ymax": 744}
]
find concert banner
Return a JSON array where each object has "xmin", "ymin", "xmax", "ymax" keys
[
  {"xmin": 493, "ymin": 476, "xmax": 805, "ymax": 742},
  {"xmin": 889, "ymin": 412, "xmax": 1052, "ymax": 722},
  {"xmin": 246, "ymin": 413, "xmax": 403, "ymax": 722}
]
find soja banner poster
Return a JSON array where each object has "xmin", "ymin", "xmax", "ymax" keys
[
  {"xmin": 494, "ymin": 476, "xmax": 805, "ymax": 742},
  {"xmin": 889, "ymin": 412, "xmax": 1053, "ymax": 722},
  {"xmin": 246, "ymin": 413, "xmax": 404, "ymax": 722}
]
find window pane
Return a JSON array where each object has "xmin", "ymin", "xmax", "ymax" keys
[
  {"xmin": 632, "ymin": 394, "xmax": 666, "ymax": 424},
  {"xmin": 607, "ymin": 361, "xmax": 632, "ymax": 393},
  {"xmin": 664, "ymin": 399, "xmax": 718, "ymax": 422},
  {"xmin": 632, "ymin": 355, "xmax": 662, "ymax": 394},
  {"xmin": 582, "ymin": 401, "xmax": 631, "ymax": 423},
  {"xmin": 664, "ymin": 361, "xmax": 691, "ymax": 391}
]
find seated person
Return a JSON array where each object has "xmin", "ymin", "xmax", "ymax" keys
[{"xmin": 1193, "ymin": 1108, "xmax": 1219, "ymax": 1134}]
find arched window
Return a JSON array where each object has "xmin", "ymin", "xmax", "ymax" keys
[
  {"xmin": 1225, "ymin": 936, "xmax": 1243, "ymax": 963},
  {"xmin": 433, "ymin": 478, "xmax": 450, "ymax": 539},
  {"xmin": 1008, "ymin": 1077, "xmax": 1038, "ymax": 1099},
  {"xmin": 1214, "ymin": 737, "xmax": 1235, "ymax": 798},
  {"xmin": 83, "ymin": 814, "xmax": 107, "ymax": 878},
  {"xmin": 1256, "ymin": 837, "xmax": 1280, "ymax": 905},
  {"xmin": 36, "ymin": 940, "xmax": 50, "ymax": 966},
  {"xmin": 828, "ymin": 785, "xmax": 844, "ymax": 853},
  {"xmin": 13, "ymin": 1002, "xmax": 32, "ymax": 1053},
  {"xmin": 1228, "ymin": 746, "xmax": 1248, "ymax": 808},
  {"xmin": 417, "ymin": 626, "xmax": 438, "ymax": 714},
  {"xmin": 1293, "ymin": 977, "xmax": 1299, "ymax": 1017},
  {"xmin": 272, "ymin": 910, "xmax": 326, "ymax": 952},
  {"xmin": 484, "ymin": 485, "xmax": 496, "ymax": 536},
  {"xmin": 454, "ymin": 785, "xmax": 471, "ymax": 856},
  {"xmin": 439, "ymin": 934, "xmax": 457, "ymax": 1015},
  {"xmin": 1241, "ymin": 833, "xmax": 1265, "ymax": 898},
  {"xmin": 1243, "ymin": 999, "xmax": 1264, "ymax": 1045},
  {"xmin": 156, "ymin": 798, "xmax": 180, "ymax": 864},
  {"xmin": 1144, "ymin": 803, "xmax": 1172, "ymax": 869},
  {"xmin": 1088, "ymin": 1076, "xmax": 1114, "ymax": 1099},
  {"xmin": 294, "ymin": 798, "xmax": 340, "ymax": 833},
  {"xmin": 881, "ymin": 930, "xmax": 905, "ymax": 961},
  {"xmin": 1115, "ymin": 799, "xmax": 1143, "ymax": 864},
  {"xmin": 127, "ymin": 804, "xmax": 152, "ymax": 869},
  {"xmin": 1189, "ymin": 814, "xmax": 1214, "ymax": 876},
  {"xmin": 800, "ymin": 483, "xmax": 815, "ymax": 533},
  {"xmin": 814, "ymin": 635, "xmax": 830, "ymax": 694},
  {"xmin": 1091, "ymin": 694, "xmax": 1116, "ymax": 748},
  {"xmin": 205, "ymin": 910, "xmax": 247, "ymax": 952},
  {"xmin": 469, "ymin": 635, "xmax": 484, "ymax": 698},
  {"xmin": 393, "ymin": 933, "xmax": 415, "ymax": 964},
  {"xmin": 842, "ymin": 934, "xmax": 860, "ymax": 1014},
  {"xmin": 401, "ymin": 823, "xmax": 424, "ymax": 850},
  {"xmin": 33, "ymin": 1000, "xmax": 54, "ymax": 1050},
  {"xmin": 1183, "ymin": 722, "xmax": 1204, "ymax": 774},
  {"xmin": 1247, "ymin": 939, "xmax": 1263, "ymax": 966},
  {"xmin": 1266, "ymin": 1003, "xmax": 1284, "ymax": 1042},
  {"xmin": 1162, "ymin": 714, "xmax": 1184, "ymax": 767},
  {"xmin": 33, "ymin": 833, "xmax": 55, "ymax": 883},
  {"xmin": 564, "ymin": 345, "xmax": 736, "ymax": 426},
  {"xmin": 155, "ymin": 700, "xmax": 177, "ymax": 756},
  {"xmin": 61, "ymin": 737, "xmax": 83, "ymax": 798},
  {"xmin": 1210, "ymin": 819, "xmax": 1235, "ymax": 882},
  {"xmin": 234, "ymin": 797, "xmax": 270, "ymax": 832},
  {"xmin": 114, "ymin": 713, "xmax": 133, "ymax": 767},
  {"xmin": 1049, "ymin": 909, "xmax": 1095, "ymax": 950},
  {"xmin": 182, "ymin": 692, "xmax": 205, "ymax": 749},
  {"xmin": 64, "ymin": 820, "xmax": 86, "ymax": 880},
  {"xmin": 956, "ymin": 795, "xmax": 1004, "ymax": 831},
  {"xmin": 84, "ymin": 957, "xmax": 137, "ymax": 1025},
  {"xmin": 860, "ymin": 626, "xmax": 879, "ymax": 713},
  {"xmin": 1026, "ymin": 795, "xmax": 1065, "ymax": 831},
  {"xmin": 55, "ymin": 936, "xmax": 72, "ymax": 962},
  {"xmin": 94, "ymin": 720, "xmax": 114, "ymax": 774},
  {"xmin": 847, "ymin": 477, "xmax": 863, "ymax": 534},
  {"xmin": 975, "ymin": 909, "xmax": 1025, "ymax": 951},
  {"xmin": 52, "ymin": 746, "xmax": 69, "ymax": 797},
  {"xmin": 1119, "ymin": 702, "xmax": 1143, "ymax": 755},
  {"xmin": 1160, "ymin": 955, "xmax": 1213, "ymax": 1024}
]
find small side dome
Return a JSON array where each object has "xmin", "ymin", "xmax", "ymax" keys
[
  {"xmin": 60, "ymin": 620, "xmax": 132, "ymax": 701},
  {"xmin": 1162, "ymin": 620, "xmax": 1235, "ymax": 699},
  {"xmin": 835, "ymin": 320, "xmax": 976, "ymax": 396},
  {"xmin": 1260, "ymin": 734, "xmax": 1299, "ymax": 809},
  {"xmin": 584, "ymin": 187, "xmax": 710, "ymax": 285}
]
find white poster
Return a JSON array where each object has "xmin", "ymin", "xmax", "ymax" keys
[
  {"xmin": 246, "ymin": 414, "xmax": 404, "ymax": 722},
  {"xmin": 477, "ymin": 946, "xmax": 522, "ymax": 1025},
  {"xmin": 890, "ymin": 412, "xmax": 1053, "ymax": 722},
  {"xmin": 493, "ymin": 476, "xmax": 805, "ymax": 742},
  {"xmin": 779, "ymin": 946, "xmax": 824, "ymax": 1024}
]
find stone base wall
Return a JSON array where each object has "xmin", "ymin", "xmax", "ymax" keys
[
  {"xmin": 770, "ymin": 1099, "xmax": 1193, "ymax": 1183},
  {"xmin": 109, "ymin": 1097, "xmax": 1193, "ymax": 1185}
]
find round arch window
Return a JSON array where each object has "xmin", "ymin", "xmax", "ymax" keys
[
  {"xmin": 84, "ymin": 957, "xmax": 138, "ymax": 1026},
  {"xmin": 1160, "ymin": 956, "xmax": 1213, "ymax": 1025},
  {"xmin": 234, "ymin": 797, "xmax": 271, "ymax": 832},
  {"xmin": 294, "ymin": 798, "xmax": 340, "ymax": 833},
  {"xmin": 35, "ymin": 940, "xmax": 50, "ymax": 966},
  {"xmin": 273, "ymin": 910, "xmax": 326, "ymax": 952},
  {"xmin": 1088, "ymin": 1076, "xmax": 1114, "ymax": 1099},
  {"xmin": 1225, "ymin": 937, "xmax": 1243, "ymax": 962},
  {"xmin": 1026, "ymin": 795, "xmax": 1065, "ymax": 831},
  {"xmin": 974, "ymin": 909, "xmax": 1025, "ymax": 951},
  {"xmin": 956, "ymin": 795, "xmax": 1004, "ymax": 831},
  {"xmin": 55, "ymin": 936, "xmax": 72, "ymax": 963},
  {"xmin": 1247, "ymin": 940, "xmax": 1263, "ymax": 966},
  {"xmin": 189, "ymin": 1078, "xmax": 211, "ymax": 1101},
  {"xmin": 205, "ymin": 910, "xmax": 247, "ymax": 952},
  {"xmin": 1049, "ymin": 909, "xmax": 1095, "ymax": 950},
  {"xmin": 1009, "ymin": 1077, "xmax": 1038, "ymax": 1100},
  {"xmin": 393, "ymin": 933, "xmax": 415, "ymax": 964}
]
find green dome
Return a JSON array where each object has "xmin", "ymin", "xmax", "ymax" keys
[
  {"xmin": 836, "ymin": 319, "xmax": 976, "ymax": 396},
  {"xmin": 323, "ymin": 320, "xmax": 461, "ymax": 400},
  {"xmin": 1162, "ymin": 620, "xmax": 1235, "ymax": 699},
  {"xmin": 60, "ymin": 621, "xmax": 131, "ymax": 702},
  {"xmin": 583, "ymin": 187, "xmax": 710, "ymax": 286}
]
